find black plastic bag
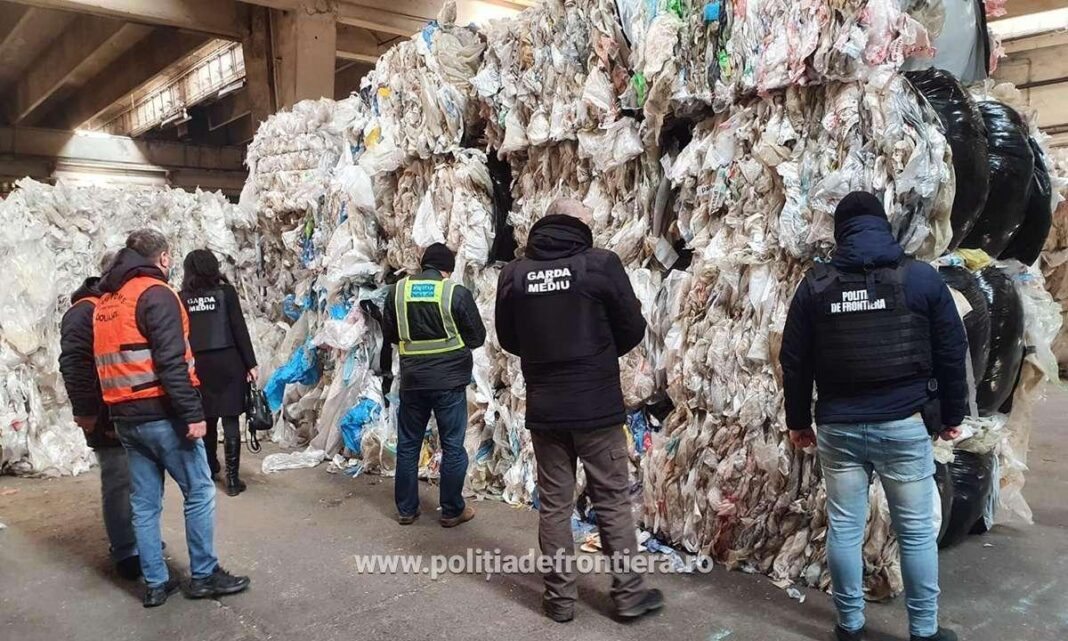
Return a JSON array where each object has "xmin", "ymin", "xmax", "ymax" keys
[
  {"xmin": 975, "ymin": 266, "xmax": 1025, "ymax": 414},
  {"xmin": 244, "ymin": 381, "xmax": 274, "ymax": 453},
  {"xmin": 906, "ymin": 69, "xmax": 990, "ymax": 249},
  {"xmin": 934, "ymin": 461, "xmax": 955, "ymax": 546},
  {"xmin": 960, "ymin": 102, "xmax": 1034, "ymax": 257},
  {"xmin": 938, "ymin": 265, "xmax": 991, "ymax": 382},
  {"xmin": 939, "ymin": 449, "xmax": 996, "ymax": 548},
  {"xmin": 487, "ymin": 151, "xmax": 518, "ymax": 262},
  {"xmin": 1001, "ymin": 138, "xmax": 1053, "ymax": 265}
]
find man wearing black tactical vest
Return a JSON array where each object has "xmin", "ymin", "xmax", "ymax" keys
[
  {"xmin": 780, "ymin": 192, "xmax": 968, "ymax": 641},
  {"xmin": 382, "ymin": 243, "xmax": 486, "ymax": 527},
  {"xmin": 495, "ymin": 199, "xmax": 664, "ymax": 623}
]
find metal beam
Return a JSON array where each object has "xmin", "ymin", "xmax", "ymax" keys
[
  {"xmin": 6, "ymin": 17, "xmax": 153, "ymax": 125},
  {"xmin": 338, "ymin": 3, "xmax": 426, "ymax": 37},
  {"xmin": 206, "ymin": 89, "xmax": 251, "ymax": 131},
  {"xmin": 336, "ymin": 24, "xmax": 383, "ymax": 63},
  {"xmin": 5, "ymin": 0, "xmax": 240, "ymax": 39},
  {"xmin": 49, "ymin": 29, "xmax": 208, "ymax": 130},
  {"xmin": 0, "ymin": 125, "xmax": 245, "ymax": 170},
  {"xmin": 0, "ymin": 7, "xmax": 77, "ymax": 92}
]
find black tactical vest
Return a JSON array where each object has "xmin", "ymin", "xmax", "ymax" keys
[
  {"xmin": 807, "ymin": 260, "xmax": 932, "ymax": 392},
  {"xmin": 183, "ymin": 288, "xmax": 234, "ymax": 353},
  {"xmin": 510, "ymin": 253, "xmax": 603, "ymax": 363}
]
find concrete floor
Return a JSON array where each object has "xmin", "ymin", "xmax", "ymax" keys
[{"xmin": 2, "ymin": 390, "xmax": 1067, "ymax": 641}]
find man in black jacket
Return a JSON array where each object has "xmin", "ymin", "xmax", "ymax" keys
[
  {"xmin": 95, "ymin": 230, "xmax": 249, "ymax": 608},
  {"xmin": 59, "ymin": 251, "xmax": 141, "ymax": 580},
  {"xmin": 495, "ymin": 200, "xmax": 663, "ymax": 623},
  {"xmin": 780, "ymin": 192, "xmax": 966, "ymax": 641},
  {"xmin": 382, "ymin": 243, "xmax": 486, "ymax": 527}
]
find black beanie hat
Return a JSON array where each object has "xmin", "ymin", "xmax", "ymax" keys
[
  {"xmin": 421, "ymin": 243, "xmax": 456, "ymax": 273},
  {"xmin": 834, "ymin": 191, "xmax": 887, "ymax": 235}
]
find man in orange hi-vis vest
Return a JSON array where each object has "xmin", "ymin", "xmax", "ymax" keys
[{"xmin": 94, "ymin": 229, "xmax": 250, "ymax": 608}]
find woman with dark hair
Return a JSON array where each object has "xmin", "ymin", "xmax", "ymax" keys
[{"xmin": 180, "ymin": 249, "xmax": 257, "ymax": 496}]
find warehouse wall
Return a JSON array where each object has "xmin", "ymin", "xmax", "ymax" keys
[{"xmin": 995, "ymin": 31, "xmax": 1068, "ymax": 147}]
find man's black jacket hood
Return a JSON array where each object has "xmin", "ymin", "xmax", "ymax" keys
[
  {"xmin": 70, "ymin": 277, "xmax": 101, "ymax": 304},
  {"xmin": 527, "ymin": 215, "xmax": 594, "ymax": 260},
  {"xmin": 98, "ymin": 248, "xmax": 166, "ymax": 294}
]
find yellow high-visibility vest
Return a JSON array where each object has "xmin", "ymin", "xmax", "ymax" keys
[{"xmin": 395, "ymin": 277, "xmax": 465, "ymax": 356}]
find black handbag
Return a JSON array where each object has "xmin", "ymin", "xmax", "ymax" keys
[{"xmin": 244, "ymin": 381, "xmax": 274, "ymax": 453}]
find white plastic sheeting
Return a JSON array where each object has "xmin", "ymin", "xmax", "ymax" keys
[
  {"xmin": 0, "ymin": 179, "xmax": 257, "ymax": 477},
  {"xmin": 237, "ymin": 0, "xmax": 1061, "ymax": 601}
]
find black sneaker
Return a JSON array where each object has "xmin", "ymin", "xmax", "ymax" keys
[
  {"xmin": 544, "ymin": 606, "xmax": 574, "ymax": 623},
  {"xmin": 911, "ymin": 628, "xmax": 958, "ymax": 641},
  {"xmin": 397, "ymin": 511, "xmax": 420, "ymax": 525},
  {"xmin": 836, "ymin": 624, "xmax": 865, "ymax": 641},
  {"xmin": 616, "ymin": 588, "xmax": 664, "ymax": 620},
  {"xmin": 185, "ymin": 566, "xmax": 250, "ymax": 599},
  {"xmin": 116, "ymin": 555, "xmax": 142, "ymax": 581},
  {"xmin": 143, "ymin": 579, "xmax": 180, "ymax": 608}
]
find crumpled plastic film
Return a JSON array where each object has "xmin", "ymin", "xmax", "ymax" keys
[
  {"xmin": 0, "ymin": 179, "xmax": 258, "ymax": 477},
  {"xmin": 355, "ymin": 3, "xmax": 485, "ymax": 170}
]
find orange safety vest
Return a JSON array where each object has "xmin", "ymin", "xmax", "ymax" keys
[{"xmin": 93, "ymin": 276, "xmax": 200, "ymax": 405}]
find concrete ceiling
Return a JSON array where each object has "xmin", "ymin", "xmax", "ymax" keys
[{"xmin": 0, "ymin": 0, "xmax": 524, "ymax": 146}]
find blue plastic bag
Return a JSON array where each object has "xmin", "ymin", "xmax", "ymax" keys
[
  {"xmin": 263, "ymin": 339, "xmax": 321, "ymax": 411},
  {"xmin": 339, "ymin": 398, "xmax": 382, "ymax": 455}
]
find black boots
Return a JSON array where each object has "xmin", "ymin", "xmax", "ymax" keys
[
  {"xmin": 911, "ymin": 629, "xmax": 959, "ymax": 641},
  {"xmin": 186, "ymin": 566, "xmax": 251, "ymax": 599},
  {"xmin": 143, "ymin": 579, "xmax": 180, "ymax": 608},
  {"xmin": 224, "ymin": 436, "xmax": 246, "ymax": 497}
]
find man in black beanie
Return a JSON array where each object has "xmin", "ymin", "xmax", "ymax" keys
[
  {"xmin": 780, "ymin": 191, "xmax": 967, "ymax": 641},
  {"xmin": 382, "ymin": 243, "xmax": 486, "ymax": 527}
]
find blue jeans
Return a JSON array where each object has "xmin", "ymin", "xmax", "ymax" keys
[
  {"xmin": 116, "ymin": 419, "xmax": 218, "ymax": 588},
  {"xmin": 817, "ymin": 416, "xmax": 939, "ymax": 638},
  {"xmin": 396, "ymin": 387, "xmax": 468, "ymax": 519},
  {"xmin": 96, "ymin": 447, "xmax": 138, "ymax": 563}
]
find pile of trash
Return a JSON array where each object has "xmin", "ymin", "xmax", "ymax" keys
[
  {"xmin": 0, "ymin": 179, "xmax": 258, "ymax": 476},
  {"xmin": 218, "ymin": 0, "xmax": 1068, "ymax": 598},
  {"xmin": 1041, "ymin": 150, "xmax": 1068, "ymax": 373}
]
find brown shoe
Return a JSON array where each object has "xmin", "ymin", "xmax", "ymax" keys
[
  {"xmin": 397, "ymin": 511, "xmax": 420, "ymax": 525},
  {"xmin": 440, "ymin": 506, "xmax": 475, "ymax": 528}
]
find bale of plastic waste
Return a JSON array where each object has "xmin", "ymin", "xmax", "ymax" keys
[
  {"xmin": 960, "ymin": 102, "xmax": 1034, "ymax": 257},
  {"xmin": 1001, "ymin": 138, "xmax": 1053, "ymax": 266},
  {"xmin": 906, "ymin": 68, "xmax": 990, "ymax": 249},
  {"xmin": 938, "ymin": 265, "xmax": 991, "ymax": 383},
  {"xmin": 975, "ymin": 265, "xmax": 1025, "ymax": 414},
  {"xmin": 939, "ymin": 449, "xmax": 996, "ymax": 548}
]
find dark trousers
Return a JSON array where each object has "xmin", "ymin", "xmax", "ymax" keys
[
  {"xmin": 531, "ymin": 425, "xmax": 645, "ymax": 612},
  {"xmin": 204, "ymin": 416, "xmax": 239, "ymax": 475},
  {"xmin": 395, "ymin": 386, "xmax": 468, "ymax": 519}
]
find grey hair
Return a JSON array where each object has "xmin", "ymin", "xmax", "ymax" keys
[
  {"xmin": 125, "ymin": 229, "xmax": 169, "ymax": 261},
  {"xmin": 99, "ymin": 250, "xmax": 118, "ymax": 273},
  {"xmin": 545, "ymin": 197, "xmax": 592, "ymax": 224}
]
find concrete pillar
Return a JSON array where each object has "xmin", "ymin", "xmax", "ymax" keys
[
  {"xmin": 271, "ymin": 1, "xmax": 337, "ymax": 109},
  {"xmin": 240, "ymin": 4, "xmax": 277, "ymax": 127}
]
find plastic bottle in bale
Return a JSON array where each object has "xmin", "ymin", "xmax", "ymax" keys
[
  {"xmin": 934, "ymin": 460, "xmax": 955, "ymax": 546},
  {"xmin": 906, "ymin": 69, "xmax": 990, "ymax": 249},
  {"xmin": 959, "ymin": 102, "xmax": 1034, "ymax": 257},
  {"xmin": 938, "ymin": 265, "xmax": 991, "ymax": 382},
  {"xmin": 939, "ymin": 449, "xmax": 996, "ymax": 548},
  {"xmin": 1000, "ymin": 138, "xmax": 1053, "ymax": 266},
  {"xmin": 974, "ymin": 265, "xmax": 1025, "ymax": 414}
]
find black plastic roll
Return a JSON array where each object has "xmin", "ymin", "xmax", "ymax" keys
[
  {"xmin": 939, "ymin": 265, "xmax": 991, "ymax": 381},
  {"xmin": 935, "ymin": 460, "xmax": 955, "ymax": 546},
  {"xmin": 939, "ymin": 449, "xmax": 996, "ymax": 548},
  {"xmin": 960, "ymin": 102, "xmax": 1034, "ymax": 257},
  {"xmin": 1001, "ymin": 138, "xmax": 1054, "ymax": 266},
  {"xmin": 975, "ymin": 266, "xmax": 1025, "ymax": 414},
  {"xmin": 907, "ymin": 69, "xmax": 990, "ymax": 249}
]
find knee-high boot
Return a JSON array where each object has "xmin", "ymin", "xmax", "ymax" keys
[{"xmin": 224, "ymin": 436, "xmax": 247, "ymax": 496}]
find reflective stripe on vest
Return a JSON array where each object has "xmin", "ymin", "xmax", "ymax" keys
[
  {"xmin": 93, "ymin": 276, "xmax": 200, "ymax": 405},
  {"xmin": 395, "ymin": 277, "xmax": 465, "ymax": 356}
]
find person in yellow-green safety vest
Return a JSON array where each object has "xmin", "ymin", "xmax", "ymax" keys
[{"xmin": 382, "ymin": 243, "xmax": 486, "ymax": 527}]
